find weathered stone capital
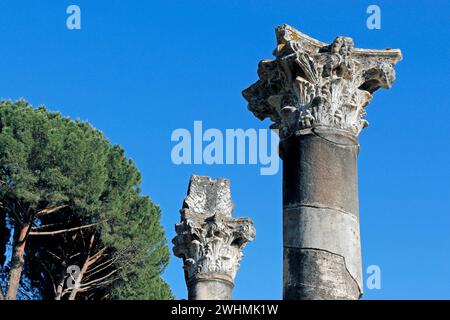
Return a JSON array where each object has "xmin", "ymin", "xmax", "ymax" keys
[
  {"xmin": 172, "ymin": 175, "xmax": 256, "ymax": 286},
  {"xmin": 242, "ymin": 24, "xmax": 402, "ymax": 140}
]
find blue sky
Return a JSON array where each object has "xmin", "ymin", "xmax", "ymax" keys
[{"xmin": 0, "ymin": 0, "xmax": 449, "ymax": 299}]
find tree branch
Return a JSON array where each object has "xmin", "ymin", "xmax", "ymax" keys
[
  {"xmin": 29, "ymin": 222, "xmax": 101, "ymax": 236},
  {"xmin": 36, "ymin": 205, "xmax": 69, "ymax": 217},
  {"xmin": 80, "ymin": 269, "xmax": 119, "ymax": 288},
  {"xmin": 83, "ymin": 258, "xmax": 116, "ymax": 281}
]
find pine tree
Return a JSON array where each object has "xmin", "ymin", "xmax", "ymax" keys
[{"xmin": 0, "ymin": 100, "xmax": 172, "ymax": 300}]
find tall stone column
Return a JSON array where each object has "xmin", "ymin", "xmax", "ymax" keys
[
  {"xmin": 173, "ymin": 175, "xmax": 256, "ymax": 300},
  {"xmin": 242, "ymin": 25, "xmax": 401, "ymax": 300}
]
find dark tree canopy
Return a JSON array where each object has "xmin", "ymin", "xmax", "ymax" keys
[{"xmin": 0, "ymin": 100, "xmax": 172, "ymax": 300}]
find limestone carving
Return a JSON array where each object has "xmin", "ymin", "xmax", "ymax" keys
[
  {"xmin": 242, "ymin": 25, "xmax": 402, "ymax": 139},
  {"xmin": 173, "ymin": 175, "xmax": 255, "ymax": 283}
]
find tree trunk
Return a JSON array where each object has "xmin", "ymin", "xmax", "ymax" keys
[
  {"xmin": 0, "ymin": 208, "xmax": 5, "ymax": 300},
  {"xmin": 0, "ymin": 207, "xmax": 9, "ymax": 273},
  {"xmin": 6, "ymin": 222, "xmax": 30, "ymax": 300},
  {"xmin": 0, "ymin": 206, "xmax": 10, "ymax": 300},
  {"xmin": 54, "ymin": 261, "xmax": 67, "ymax": 300},
  {"xmin": 68, "ymin": 234, "xmax": 96, "ymax": 300},
  {"xmin": 68, "ymin": 259, "xmax": 89, "ymax": 300}
]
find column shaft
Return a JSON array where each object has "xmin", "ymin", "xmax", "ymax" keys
[
  {"xmin": 282, "ymin": 127, "xmax": 362, "ymax": 299},
  {"xmin": 188, "ymin": 275, "xmax": 234, "ymax": 300}
]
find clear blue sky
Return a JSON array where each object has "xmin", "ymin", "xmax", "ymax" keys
[{"xmin": 0, "ymin": 0, "xmax": 449, "ymax": 299}]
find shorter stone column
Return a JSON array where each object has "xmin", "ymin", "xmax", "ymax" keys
[
  {"xmin": 242, "ymin": 25, "xmax": 402, "ymax": 299},
  {"xmin": 173, "ymin": 175, "xmax": 256, "ymax": 300}
]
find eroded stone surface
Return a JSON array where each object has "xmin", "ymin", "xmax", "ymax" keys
[
  {"xmin": 284, "ymin": 248, "xmax": 361, "ymax": 300},
  {"xmin": 173, "ymin": 175, "xmax": 256, "ymax": 300},
  {"xmin": 242, "ymin": 24, "xmax": 402, "ymax": 140},
  {"xmin": 282, "ymin": 129, "xmax": 363, "ymax": 299}
]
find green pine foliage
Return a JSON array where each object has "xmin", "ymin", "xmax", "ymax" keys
[{"xmin": 0, "ymin": 100, "xmax": 173, "ymax": 300}]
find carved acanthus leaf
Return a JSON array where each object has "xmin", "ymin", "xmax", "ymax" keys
[
  {"xmin": 173, "ymin": 175, "xmax": 256, "ymax": 282},
  {"xmin": 242, "ymin": 24, "xmax": 402, "ymax": 139}
]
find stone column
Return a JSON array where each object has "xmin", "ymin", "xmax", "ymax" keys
[
  {"xmin": 172, "ymin": 175, "xmax": 256, "ymax": 300},
  {"xmin": 242, "ymin": 25, "xmax": 401, "ymax": 300}
]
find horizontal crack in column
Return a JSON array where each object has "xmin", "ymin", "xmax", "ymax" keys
[
  {"xmin": 284, "ymin": 203, "xmax": 358, "ymax": 221},
  {"xmin": 310, "ymin": 129, "xmax": 359, "ymax": 149}
]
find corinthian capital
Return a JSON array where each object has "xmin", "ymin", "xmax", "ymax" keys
[
  {"xmin": 173, "ymin": 175, "xmax": 255, "ymax": 286},
  {"xmin": 242, "ymin": 25, "xmax": 402, "ymax": 139}
]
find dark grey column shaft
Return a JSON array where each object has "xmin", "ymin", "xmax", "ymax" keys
[
  {"xmin": 281, "ymin": 127, "xmax": 361, "ymax": 299},
  {"xmin": 242, "ymin": 25, "xmax": 401, "ymax": 300}
]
